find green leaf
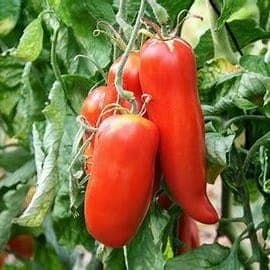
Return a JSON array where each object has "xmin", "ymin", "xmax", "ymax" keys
[
  {"xmin": 126, "ymin": 205, "xmax": 170, "ymax": 270},
  {"xmin": 14, "ymin": 81, "xmax": 65, "ymax": 227},
  {"xmin": 62, "ymin": 74, "xmax": 92, "ymax": 113},
  {"xmin": 0, "ymin": 160, "xmax": 35, "ymax": 189},
  {"xmin": 48, "ymin": 0, "xmax": 113, "ymax": 75},
  {"xmin": 13, "ymin": 16, "xmax": 44, "ymax": 61},
  {"xmin": 0, "ymin": 56, "xmax": 24, "ymax": 123},
  {"xmin": 206, "ymin": 133, "xmax": 235, "ymax": 184},
  {"xmin": 0, "ymin": 0, "xmax": 21, "ymax": 36},
  {"xmin": 195, "ymin": 30, "xmax": 214, "ymax": 68},
  {"xmin": 14, "ymin": 62, "xmax": 45, "ymax": 142},
  {"xmin": 0, "ymin": 147, "xmax": 32, "ymax": 172},
  {"xmin": 53, "ymin": 215, "xmax": 95, "ymax": 251},
  {"xmin": 229, "ymin": 19, "xmax": 270, "ymax": 49},
  {"xmin": 217, "ymin": 0, "xmax": 250, "ymax": 30},
  {"xmin": 0, "ymin": 184, "xmax": 29, "ymax": 249},
  {"xmin": 165, "ymin": 243, "xmax": 243, "ymax": 270},
  {"xmin": 257, "ymin": 0, "xmax": 270, "ymax": 29},
  {"xmin": 240, "ymin": 55, "xmax": 270, "ymax": 76},
  {"xmin": 99, "ymin": 247, "xmax": 125, "ymax": 270},
  {"xmin": 213, "ymin": 72, "xmax": 270, "ymax": 114}
]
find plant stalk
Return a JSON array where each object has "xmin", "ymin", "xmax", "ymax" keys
[
  {"xmin": 114, "ymin": 0, "xmax": 146, "ymax": 101},
  {"xmin": 207, "ymin": 0, "xmax": 238, "ymax": 64}
]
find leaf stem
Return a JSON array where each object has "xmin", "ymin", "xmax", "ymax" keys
[{"xmin": 114, "ymin": 0, "xmax": 146, "ymax": 101}]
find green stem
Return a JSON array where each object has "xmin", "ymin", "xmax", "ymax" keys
[
  {"xmin": 238, "ymin": 169, "xmax": 269, "ymax": 268},
  {"xmin": 114, "ymin": 0, "xmax": 146, "ymax": 101},
  {"xmin": 224, "ymin": 115, "xmax": 270, "ymax": 130},
  {"xmin": 243, "ymin": 130, "xmax": 270, "ymax": 175},
  {"xmin": 207, "ymin": 0, "xmax": 238, "ymax": 64},
  {"xmin": 51, "ymin": 25, "xmax": 76, "ymax": 115}
]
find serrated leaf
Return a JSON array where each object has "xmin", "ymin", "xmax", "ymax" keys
[
  {"xmin": 13, "ymin": 16, "xmax": 44, "ymax": 61},
  {"xmin": 0, "ymin": 0, "xmax": 21, "ymax": 36},
  {"xmin": 15, "ymin": 81, "xmax": 66, "ymax": 227},
  {"xmin": 165, "ymin": 243, "xmax": 243, "ymax": 270}
]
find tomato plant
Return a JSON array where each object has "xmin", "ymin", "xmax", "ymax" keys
[{"xmin": 0, "ymin": 0, "xmax": 270, "ymax": 269}]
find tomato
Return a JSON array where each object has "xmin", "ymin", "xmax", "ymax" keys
[
  {"xmin": 7, "ymin": 234, "xmax": 35, "ymax": 259},
  {"xmin": 81, "ymin": 85, "xmax": 117, "ymax": 127},
  {"xmin": 84, "ymin": 114, "xmax": 159, "ymax": 247},
  {"xmin": 108, "ymin": 51, "xmax": 142, "ymax": 110},
  {"xmin": 139, "ymin": 38, "xmax": 218, "ymax": 224},
  {"xmin": 178, "ymin": 213, "xmax": 200, "ymax": 254}
]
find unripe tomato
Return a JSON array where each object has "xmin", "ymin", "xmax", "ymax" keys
[{"xmin": 84, "ymin": 114, "xmax": 159, "ymax": 247}]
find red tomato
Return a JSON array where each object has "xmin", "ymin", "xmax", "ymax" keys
[
  {"xmin": 139, "ymin": 38, "xmax": 218, "ymax": 224},
  {"xmin": 108, "ymin": 51, "xmax": 142, "ymax": 98},
  {"xmin": 81, "ymin": 85, "xmax": 117, "ymax": 127},
  {"xmin": 178, "ymin": 213, "xmax": 200, "ymax": 254},
  {"xmin": 84, "ymin": 114, "xmax": 159, "ymax": 247},
  {"xmin": 7, "ymin": 235, "xmax": 35, "ymax": 259},
  {"xmin": 108, "ymin": 51, "xmax": 142, "ymax": 110}
]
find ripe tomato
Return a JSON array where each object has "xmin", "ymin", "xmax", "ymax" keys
[
  {"xmin": 81, "ymin": 85, "xmax": 117, "ymax": 127},
  {"xmin": 7, "ymin": 234, "xmax": 35, "ymax": 259},
  {"xmin": 84, "ymin": 114, "xmax": 159, "ymax": 247},
  {"xmin": 139, "ymin": 38, "xmax": 218, "ymax": 224}
]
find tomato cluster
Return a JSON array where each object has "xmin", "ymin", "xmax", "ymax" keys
[{"xmin": 81, "ymin": 36, "xmax": 218, "ymax": 249}]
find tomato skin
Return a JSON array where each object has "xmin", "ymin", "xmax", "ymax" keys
[
  {"xmin": 178, "ymin": 213, "xmax": 200, "ymax": 254},
  {"xmin": 81, "ymin": 85, "xmax": 117, "ymax": 127},
  {"xmin": 7, "ymin": 235, "xmax": 35, "ymax": 259},
  {"xmin": 84, "ymin": 114, "xmax": 159, "ymax": 247},
  {"xmin": 139, "ymin": 38, "xmax": 218, "ymax": 224}
]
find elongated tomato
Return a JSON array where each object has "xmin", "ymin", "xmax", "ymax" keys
[
  {"xmin": 84, "ymin": 114, "xmax": 159, "ymax": 247},
  {"xmin": 139, "ymin": 38, "xmax": 218, "ymax": 224}
]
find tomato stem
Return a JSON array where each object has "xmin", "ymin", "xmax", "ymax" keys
[
  {"xmin": 114, "ymin": 0, "xmax": 146, "ymax": 102},
  {"xmin": 93, "ymin": 21, "xmax": 127, "ymax": 51}
]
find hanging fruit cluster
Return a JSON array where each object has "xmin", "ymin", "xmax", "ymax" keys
[{"xmin": 77, "ymin": 6, "xmax": 218, "ymax": 252}]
